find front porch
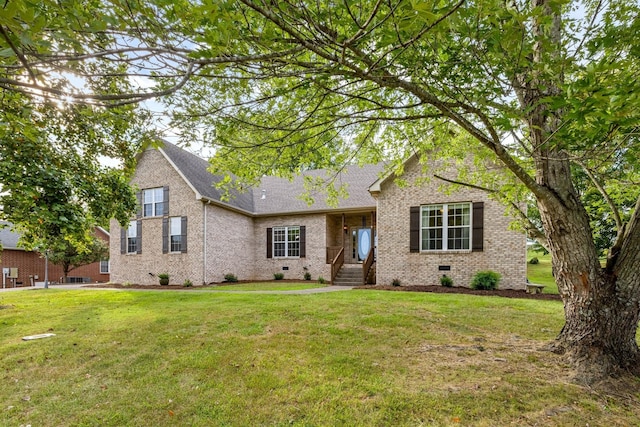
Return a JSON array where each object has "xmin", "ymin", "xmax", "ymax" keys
[{"xmin": 326, "ymin": 212, "xmax": 376, "ymax": 286}]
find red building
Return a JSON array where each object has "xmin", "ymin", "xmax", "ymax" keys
[{"xmin": 0, "ymin": 224, "xmax": 110, "ymax": 287}]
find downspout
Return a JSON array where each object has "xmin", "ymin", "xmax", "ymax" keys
[{"xmin": 203, "ymin": 202, "xmax": 207, "ymax": 285}]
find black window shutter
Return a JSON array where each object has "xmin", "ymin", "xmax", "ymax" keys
[
  {"xmin": 266, "ymin": 228, "xmax": 273, "ymax": 258},
  {"xmin": 409, "ymin": 206, "xmax": 420, "ymax": 253},
  {"xmin": 163, "ymin": 186, "xmax": 170, "ymax": 216},
  {"xmin": 136, "ymin": 220, "xmax": 143, "ymax": 254},
  {"xmin": 299, "ymin": 226, "xmax": 306, "ymax": 258},
  {"xmin": 181, "ymin": 216, "xmax": 188, "ymax": 253},
  {"xmin": 472, "ymin": 202, "xmax": 484, "ymax": 252},
  {"xmin": 120, "ymin": 227, "xmax": 126, "ymax": 254},
  {"xmin": 162, "ymin": 218, "xmax": 168, "ymax": 254},
  {"xmin": 136, "ymin": 191, "xmax": 142, "ymax": 218}
]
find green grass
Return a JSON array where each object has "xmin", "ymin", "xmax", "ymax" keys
[
  {"xmin": 210, "ymin": 282, "xmax": 325, "ymax": 291},
  {"xmin": 526, "ymin": 250, "xmax": 558, "ymax": 293},
  {"xmin": 0, "ymin": 289, "xmax": 638, "ymax": 426}
]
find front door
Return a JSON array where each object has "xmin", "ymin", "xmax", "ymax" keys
[{"xmin": 350, "ymin": 227, "xmax": 373, "ymax": 263}]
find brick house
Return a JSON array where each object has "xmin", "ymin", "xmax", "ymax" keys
[
  {"xmin": 109, "ymin": 142, "xmax": 526, "ymax": 289},
  {"xmin": 0, "ymin": 223, "xmax": 110, "ymax": 287}
]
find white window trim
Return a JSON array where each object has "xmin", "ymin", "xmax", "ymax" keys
[
  {"xmin": 143, "ymin": 187, "xmax": 164, "ymax": 217},
  {"xmin": 169, "ymin": 216, "xmax": 183, "ymax": 253},
  {"xmin": 420, "ymin": 202, "xmax": 472, "ymax": 252},
  {"xmin": 100, "ymin": 260, "xmax": 110, "ymax": 274},
  {"xmin": 127, "ymin": 221, "xmax": 138, "ymax": 254},
  {"xmin": 273, "ymin": 226, "xmax": 301, "ymax": 258}
]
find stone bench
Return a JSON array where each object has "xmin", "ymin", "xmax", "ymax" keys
[{"xmin": 526, "ymin": 283, "xmax": 545, "ymax": 294}]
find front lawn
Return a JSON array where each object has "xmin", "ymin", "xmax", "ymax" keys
[
  {"xmin": 0, "ymin": 289, "xmax": 638, "ymax": 426},
  {"xmin": 527, "ymin": 250, "xmax": 558, "ymax": 293}
]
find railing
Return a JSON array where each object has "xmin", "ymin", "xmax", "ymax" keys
[
  {"xmin": 330, "ymin": 247, "xmax": 344, "ymax": 284},
  {"xmin": 326, "ymin": 246, "xmax": 343, "ymax": 264},
  {"xmin": 362, "ymin": 248, "xmax": 375, "ymax": 284}
]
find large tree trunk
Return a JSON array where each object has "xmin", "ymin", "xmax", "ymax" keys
[{"xmin": 535, "ymin": 154, "xmax": 640, "ymax": 383}]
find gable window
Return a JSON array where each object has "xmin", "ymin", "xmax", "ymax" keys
[
  {"xmin": 421, "ymin": 203, "xmax": 471, "ymax": 251},
  {"xmin": 163, "ymin": 216, "xmax": 187, "ymax": 253},
  {"xmin": 142, "ymin": 187, "xmax": 167, "ymax": 217},
  {"xmin": 267, "ymin": 226, "xmax": 306, "ymax": 258},
  {"xmin": 100, "ymin": 259, "xmax": 110, "ymax": 274}
]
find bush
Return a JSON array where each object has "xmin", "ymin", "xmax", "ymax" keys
[
  {"xmin": 471, "ymin": 271, "xmax": 501, "ymax": 290},
  {"xmin": 392, "ymin": 278, "xmax": 401, "ymax": 287},
  {"xmin": 529, "ymin": 257, "xmax": 539, "ymax": 264},
  {"xmin": 440, "ymin": 275, "xmax": 453, "ymax": 287},
  {"xmin": 274, "ymin": 273, "xmax": 284, "ymax": 280},
  {"xmin": 318, "ymin": 276, "xmax": 326, "ymax": 284},
  {"xmin": 157, "ymin": 273, "xmax": 169, "ymax": 285},
  {"xmin": 224, "ymin": 273, "xmax": 238, "ymax": 283},
  {"xmin": 183, "ymin": 279, "xmax": 193, "ymax": 287},
  {"xmin": 304, "ymin": 272, "xmax": 312, "ymax": 280}
]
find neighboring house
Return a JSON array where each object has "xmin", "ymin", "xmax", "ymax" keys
[
  {"xmin": 110, "ymin": 142, "xmax": 526, "ymax": 289},
  {"xmin": 0, "ymin": 223, "xmax": 110, "ymax": 287}
]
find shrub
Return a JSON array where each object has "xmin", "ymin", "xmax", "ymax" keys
[
  {"xmin": 157, "ymin": 273, "xmax": 169, "ymax": 285},
  {"xmin": 392, "ymin": 278, "xmax": 401, "ymax": 287},
  {"xmin": 529, "ymin": 257, "xmax": 539, "ymax": 264},
  {"xmin": 304, "ymin": 272, "xmax": 312, "ymax": 280},
  {"xmin": 224, "ymin": 273, "xmax": 238, "ymax": 283},
  {"xmin": 318, "ymin": 276, "xmax": 326, "ymax": 284},
  {"xmin": 183, "ymin": 279, "xmax": 193, "ymax": 287},
  {"xmin": 471, "ymin": 271, "xmax": 501, "ymax": 290},
  {"xmin": 274, "ymin": 273, "xmax": 285, "ymax": 280},
  {"xmin": 440, "ymin": 275, "xmax": 453, "ymax": 287}
]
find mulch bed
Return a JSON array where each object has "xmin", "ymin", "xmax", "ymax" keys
[{"xmin": 355, "ymin": 285, "xmax": 561, "ymax": 300}]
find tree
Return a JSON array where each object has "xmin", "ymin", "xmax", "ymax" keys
[
  {"xmin": 47, "ymin": 233, "xmax": 109, "ymax": 281},
  {"xmin": 0, "ymin": 1, "xmax": 152, "ymax": 257},
  {"xmin": 2, "ymin": 0, "xmax": 639, "ymax": 384}
]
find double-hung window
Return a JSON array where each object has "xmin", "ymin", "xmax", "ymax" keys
[
  {"xmin": 127, "ymin": 220, "xmax": 139, "ymax": 253},
  {"xmin": 163, "ymin": 216, "xmax": 187, "ymax": 253},
  {"xmin": 143, "ymin": 187, "xmax": 164, "ymax": 217},
  {"xmin": 170, "ymin": 217, "xmax": 183, "ymax": 252},
  {"xmin": 421, "ymin": 203, "xmax": 471, "ymax": 251},
  {"xmin": 100, "ymin": 259, "xmax": 110, "ymax": 274},
  {"xmin": 273, "ymin": 226, "xmax": 300, "ymax": 258}
]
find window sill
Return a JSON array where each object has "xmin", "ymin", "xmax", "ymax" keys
[{"xmin": 420, "ymin": 250, "xmax": 472, "ymax": 254}]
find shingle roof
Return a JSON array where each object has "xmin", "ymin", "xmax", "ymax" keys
[
  {"xmin": 158, "ymin": 142, "xmax": 383, "ymax": 216},
  {"xmin": 0, "ymin": 222, "xmax": 21, "ymax": 249},
  {"xmin": 160, "ymin": 142, "xmax": 255, "ymax": 213},
  {"xmin": 253, "ymin": 164, "xmax": 383, "ymax": 215}
]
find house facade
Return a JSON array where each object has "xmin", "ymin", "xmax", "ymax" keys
[
  {"xmin": 0, "ymin": 224, "xmax": 110, "ymax": 287},
  {"xmin": 370, "ymin": 155, "xmax": 526, "ymax": 289},
  {"xmin": 110, "ymin": 142, "xmax": 526, "ymax": 289}
]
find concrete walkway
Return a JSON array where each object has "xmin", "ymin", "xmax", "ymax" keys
[{"xmin": 0, "ymin": 284, "xmax": 355, "ymax": 295}]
